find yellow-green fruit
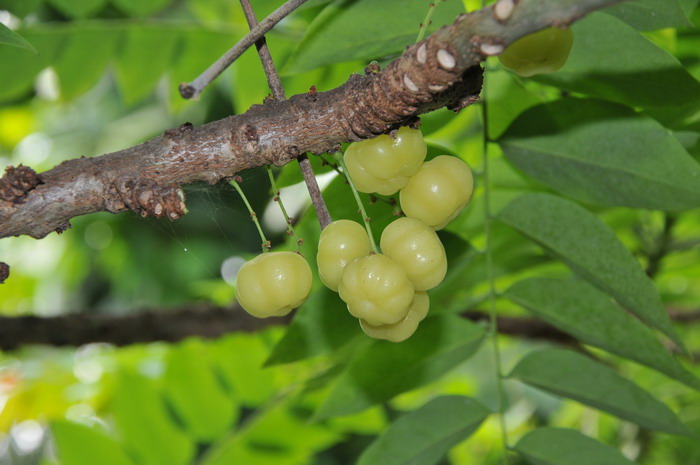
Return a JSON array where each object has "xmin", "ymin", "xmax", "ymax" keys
[
  {"xmin": 317, "ymin": 219, "xmax": 371, "ymax": 291},
  {"xmin": 344, "ymin": 144, "xmax": 405, "ymax": 195},
  {"xmin": 498, "ymin": 27, "xmax": 574, "ymax": 77},
  {"xmin": 380, "ymin": 217, "xmax": 447, "ymax": 291},
  {"xmin": 400, "ymin": 155, "xmax": 474, "ymax": 230},
  {"xmin": 360, "ymin": 291, "xmax": 430, "ymax": 342},
  {"xmin": 338, "ymin": 253, "xmax": 415, "ymax": 326},
  {"xmin": 356, "ymin": 127, "xmax": 426, "ymax": 179},
  {"xmin": 343, "ymin": 127, "xmax": 427, "ymax": 195},
  {"xmin": 235, "ymin": 251, "xmax": 312, "ymax": 318}
]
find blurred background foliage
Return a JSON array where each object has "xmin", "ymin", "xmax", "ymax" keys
[{"xmin": 0, "ymin": 0, "xmax": 700, "ymax": 464}]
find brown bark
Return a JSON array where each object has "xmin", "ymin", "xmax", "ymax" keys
[{"xmin": 0, "ymin": 0, "xmax": 623, "ymax": 240}]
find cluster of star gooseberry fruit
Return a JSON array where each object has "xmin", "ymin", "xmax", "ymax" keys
[
  {"xmin": 236, "ymin": 126, "xmax": 473, "ymax": 343},
  {"xmin": 234, "ymin": 27, "xmax": 572, "ymax": 342}
]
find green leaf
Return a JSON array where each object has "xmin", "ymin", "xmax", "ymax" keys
[
  {"xmin": 0, "ymin": 22, "xmax": 36, "ymax": 52},
  {"xmin": 0, "ymin": 28, "xmax": 65, "ymax": 103},
  {"xmin": 266, "ymin": 286, "xmax": 360, "ymax": 365},
  {"xmin": 505, "ymin": 278, "xmax": 700, "ymax": 390},
  {"xmin": 115, "ymin": 25, "xmax": 180, "ymax": 104},
  {"xmin": 509, "ymin": 348, "xmax": 691, "ymax": 435},
  {"xmin": 316, "ymin": 315, "xmax": 485, "ymax": 419},
  {"xmin": 51, "ymin": 420, "xmax": 137, "ymax": 465},
  {"xmin": 498, "ymin": 193, "xmax": 684, "ymax": 351},
  {"xmin": 112, "ymin": 372, "xmax": 195, "ymax": 465},
  {"xmin": 485, "ymin": 68, "xmax": 547, "ymax": 140},
  {"xmin": 0, "ymin": 0, "xmax": 43, "ymax": 18},
  {"xmin": 535, "ymin": 13, "xmax": 700, "ymax": 108},
  {"xmin": 201, "ymin": 400, "xmax": 339, "ymax": 465},
  {"xmin": 111, "ymin": 0, "xmax": 171, "ymax": 17},
  {"xmin": 514, "ymin": 427, "xmax": 637, "ymax": 465},
  {"xmin": 605, "ymin": 0, "xmax": 691, "ymax": 30},
  {"xmin": 499, "ymin": 98, "xmax": 700, "ymax": 211},
  {"xmin": 357, "ymin": 396, "xmax": 490, "ymax": 465},
  {"xmin": 286, "ymin": 0, "xmax": 465, "ymax": 74},
  {"xmin": 212, "ymin": 332, "xmax": 279, "ymax": 406},
  {"xmin": 47, "ymin": 0, "xmax": 107, "ymax": 18},
  {"xmin": 274, "ymin": 155, "xmax": 333, "ymax": 189},
  {"xmin": 53, "ymin": 26, "xmax": 121, "ymax": 100},
  {"xmin": 163, "ymin": 339, "xmax": 239, "ymax": 442}
]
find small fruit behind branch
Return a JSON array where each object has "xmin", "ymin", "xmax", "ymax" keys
[
  {"xmin": 400, "ymin": 155, "xmax": 474, "ymax": 230},
  {"xmin": 236, "ymin": 251, "xmax": 312, "ymax": 318},
  {"xmin": 498, "ymin": 27, "xmax": 574, "ymax": 77}
]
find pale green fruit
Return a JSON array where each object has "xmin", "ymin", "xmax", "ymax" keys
[
  {"xmin": 380, "ymin": 217, "xmax": 447, "ymax": 291},
  {"xmin": 499, "ymin": 27, "xmax": 574, "ymax": 77},
  {"xmin": 400, "ymin": 155, "xmax": 474, "ymax": 230},
  {"xmin": 235, "ymin": 251, "xmax": 312, "ymax": 318},
  {"xmin": 317, "ymin": 219, "xmax": 371, "ymax": 291},
  {"xmin": 360, "ymin": 291, "xmax": 430, "ymax": 342},
  {"xmin": 338, "ymin": 253, "xmax": 415, "ymax": 326},
  {"xmin": 344, "ymin": 143, "xmax": 406, "ymax": 195},
  {"xmin": 355, "ymin": 126, "xmax": 427, "ymax": 180}
]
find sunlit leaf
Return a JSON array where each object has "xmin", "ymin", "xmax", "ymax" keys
[
  {"xmin": 357, "ymin": 396, "xmax": 490, "ymax": 465},
  {"xmin": 509, "ymin": 348, "xmax": 691, "ymax": 435},
  {"xmin": 47, "ymin": 0, "xmax": 107, "ymax": 18},
  {"xmin": 498, "ymin": 193, "xmax": 685, "ymax": 351},
  {"xmin": 112, "ymin": 372, "xmax": 195, "ymax": 465},
  {"xmin": 163, "ymin": 339, "xmax": 239, "ymax": 442},
  {"xmin": 51, "ymin": 421, "xmax": 136, "ymax": 465}
]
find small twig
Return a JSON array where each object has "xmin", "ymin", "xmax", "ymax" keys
[
  {"xmin": 179, "ymin": 0, "xmax": 308, "ymax": 99},
  {"xmin": 416, "ymin": 1, "xmax": 443, "ymax": 43},
  {"xmin": 239, "ymin": 0, "xmax": 331, "ymax": 229}
]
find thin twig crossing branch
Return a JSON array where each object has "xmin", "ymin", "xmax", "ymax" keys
[{"xmin": 179, "ymin": 0, "xmax": 309, "ymax": 99}]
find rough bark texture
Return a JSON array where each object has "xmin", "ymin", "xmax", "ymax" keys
[{"xmin": 0, "ymin": 0, "xmax": 623, "ymax": 240}]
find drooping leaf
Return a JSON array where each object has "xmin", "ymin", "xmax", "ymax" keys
[
  {"xmin": 53, "ymin": 25, "xmax": 122, "ymax": 100},
  {"xmin": 266, "ymin": 286, "xmax": 360, "ymax": 366},
  {"xmin": 201, "ymin": 400, "xmax": 339, "ymax": 465},
  {"xmin": 505, "ymin": 278, "xmax": 700, "ymax": 390},
  {"xmin": 51, "ymin": 421, "xmax": 137, "ymax": 465},
  {"xmin": 357, "ymin": 396, "xmax": 490, "ymax": 465},
  {"xmin": 514, "ymin": 427, "xmax": 637, "ymax": 465},
  {"xmin": 112, "ymin": 372, "xmax": 195, "ymax": 465},
  {"xmin": 47, "ymin": 0, "xmax": 107, "ymax": 18},
  {"xmin": 115, "ymin": 25, "xmax": 180, "ymax": 104},
  {"xmin": 0, "ymin": 22, "xmax": 36, "ymax": 52},
  {"xmin": 163, "ymin": 339, "xmax": 239, "ymax": 442},
  {"xmin": 111, "ymin": 0, "xmax": 172, "ymax": 17},
  {"xmin": 498, "ymin": 193, "xmax": 684, "ymax": 351},
  {"xmin": 509, "ymin": 348, "xmax": 691, "ymax": 435},
  {"xmin": 316, "ymin": 315, "xmax": 485, "ymax": 419},
  {"xmin": 605, "ymin": 0, "xmax": 691, "ymax": 30},
  {"xmin": 535, "ymin": 13, "xmax": 700, "ymax": 108},
  {"xmin": 0, "ymin": 28, "xmax": 65, "ymax": 103},
  {"xmin": 212, "ymin": 332, "xmax": 279, "ymax": 407},
  {"xmin": 285, "ymin": 0, "xmax": 465, "ymax": 74},
  {"xmin": 499, "ymin": 98, "xmax": 700, "ymax": 211}
]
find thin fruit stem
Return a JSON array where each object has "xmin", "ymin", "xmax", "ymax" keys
[
  {"xmin": 334, "ymin": 152, "xmax": 380, "ymax": 254},
  {"xmin": 266, "ymin": 166, "xmax": 300, "ymax": 252},
  {"xmin": 481, "ymin": 64, "xmax": 510, "ymax": 464},
  {"xmin": 416, "ymin": 1, "xmax": 442, "ymax": 43},
  {"xmin": 230, "ymin": 178, "xmax": 270, "ymax": 253}
]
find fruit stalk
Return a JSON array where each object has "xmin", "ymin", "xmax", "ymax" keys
[{"xmin": 230, "ymin": 178, "xmax": 270, "ymax": 253}]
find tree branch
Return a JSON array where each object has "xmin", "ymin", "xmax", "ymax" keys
[
  {"xmin": 2, "ymin": 303, "xmax": 695, "ymax": 352},
  {"xmin": 0, "ymin": 0, "xmax": 623, "ymax": 241}
]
